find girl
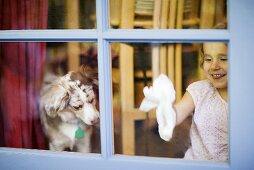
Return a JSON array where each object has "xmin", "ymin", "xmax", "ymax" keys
[
  {"xmin": 174, "ymin": 42, "xmax": 228, "ymax": 161},
  {"xmin": 140, "ymin": 41, "xmax": 228, "ymax": 161}
]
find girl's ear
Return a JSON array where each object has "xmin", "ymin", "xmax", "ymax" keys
[{"xmin": 44, "ymin": 85, "xmax": 70, "ymax": 118}]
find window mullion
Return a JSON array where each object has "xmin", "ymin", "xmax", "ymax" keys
[
  {"xmin": 96, "ymin": 0, "xmax": 114, "ymax": 159},
  {"xmin": 102, "ymin": 29, "xmax": 230, "ymax": 42},
  {"xmin": 0, "ymin": 30, "xmax": 98, "ymax": 41}
]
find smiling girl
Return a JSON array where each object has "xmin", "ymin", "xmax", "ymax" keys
[{"xmin": 174, "ymin": 42, "xmax": 228, "ymax": 161}]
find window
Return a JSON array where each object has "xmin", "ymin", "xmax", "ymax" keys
[
  {"xmin": 1, "ymin": 0, "xmax": 254, "ymax": 169},
  {"xmin": 112, "ymin": 42, "xmax": 228, "ymax": 160}
]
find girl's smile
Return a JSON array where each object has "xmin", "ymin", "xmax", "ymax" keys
[{"xmin": 210, "ymin": 73, "xmax": 226, "ymax": 79}]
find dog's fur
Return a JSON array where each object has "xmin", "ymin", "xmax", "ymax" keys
[{"xmin": 39, "ymin": 66, "xmax": 99, "ymax": 152}]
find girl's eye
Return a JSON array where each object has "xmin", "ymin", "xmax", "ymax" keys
[
  {"xmin": 204, "ymin": 55, "xmax": 212, "ymax": 62},
  {"xmin": 219, "ymin": 55, "xmax": 228, "ymax": 61}
]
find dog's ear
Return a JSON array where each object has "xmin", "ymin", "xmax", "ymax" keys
[{"xmin": 43, "ymin": 85, "xmax": 70, "ymax": 118}]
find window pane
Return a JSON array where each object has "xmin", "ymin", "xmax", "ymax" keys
[
  {"xmin": 111, "ymin": 42, "xmax": 229, "ymax": 162},
  {"xmin": 109, "ymin": 0, "xmax": 227, "ymax": 29},
  {"xmin": 0, "ymin": 42, "xmax": 100, "ymax": 154},
  {"xmin": 0, "ymin": 0, "xmax": 96, "ymax": 30}
]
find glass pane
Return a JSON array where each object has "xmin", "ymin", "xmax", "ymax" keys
[
  {"xmin": 0, "ymin": 0, "xmax": 96, "ymax": 30},
  {"xmin": 110, "ymin": 0, "xmax": 227, "ymax": 29},
  {"xmin": 111, "ymin": 42, "xmax": 228, "ymax": 162},
  {"xmin": 0, "ymin": 42, "xmax": 100, "ymax": 153}
]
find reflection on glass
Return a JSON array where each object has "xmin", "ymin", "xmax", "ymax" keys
[
  {"xmin": 111, "ymin": 42, "xmax": 228, "ymax": 162},
  {"xmin": 0, "ymin": 42, "xmax": 100, "ymax": 153},
  {"xmin": 0, "ymin": 0, "xmax": 96, "ymax": 30},
  {"xmin": 110, "ymin": 0, "xmax": 227, "ymax": 29}
]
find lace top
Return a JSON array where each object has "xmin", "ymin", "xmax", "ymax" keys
[{"xmin": 184, "ymin": 80, "xmax": 228, "ymax": 162}]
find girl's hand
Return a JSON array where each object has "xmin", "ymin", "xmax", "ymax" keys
[{"xmin": 139, "ymin": 74, "xmax": 176, "ymax": 141}]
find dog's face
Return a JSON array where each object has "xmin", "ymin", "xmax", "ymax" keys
[{"xmin": 43, "ymin": 66, "xmax": 99, "ymax": 125}]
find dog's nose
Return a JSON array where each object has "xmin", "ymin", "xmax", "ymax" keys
[
  {"xmin": 92, "ymin": 117, "xmax": 100, "ymax": 128},
  {"xmin": 91, "ymin": 116, "xmax": 99, "ymax": 124}
]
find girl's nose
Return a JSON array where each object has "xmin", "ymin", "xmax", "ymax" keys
[{"xmin": 211, "ymin": 60, "xmax": 220, "ymax": 69}]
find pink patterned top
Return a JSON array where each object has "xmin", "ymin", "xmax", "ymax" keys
[{"xmin": 184, "ymin": 80, "xmax": 228, "ymax": 162}]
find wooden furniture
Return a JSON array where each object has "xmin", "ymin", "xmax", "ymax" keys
[{"xmin": 66, "ymin": 0, "xmax": 80, "ymax": 71}]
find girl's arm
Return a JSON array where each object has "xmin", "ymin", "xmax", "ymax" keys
[{"xmin": 174, "ymin": 91, "xmax": 195, "ymax": 126}]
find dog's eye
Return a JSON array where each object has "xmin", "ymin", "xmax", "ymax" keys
[
  {"xmin": 88, "ymin": 98, "xmax": 94, "ymax": 104},
  {"xmin": 72, "ymin": 105, "xmax": 83, "ymax": 110}
]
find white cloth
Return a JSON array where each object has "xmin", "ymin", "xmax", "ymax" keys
[
  {"xmin": 139, "ymin": 74, "xmax": 176, "ymax": 141},
  {"xmin": 184, "ymin": 80, "xmax": 228, "ymax": 162}
]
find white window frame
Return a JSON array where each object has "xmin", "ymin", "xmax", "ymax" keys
[{"xmin": 1, "ymin": 0, "xmax": 254, "ymax": 169}]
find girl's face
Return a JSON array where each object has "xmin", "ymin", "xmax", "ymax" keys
[{"xmin": 202, "ymin": 43, "xmax": 228, "ymax": 89}]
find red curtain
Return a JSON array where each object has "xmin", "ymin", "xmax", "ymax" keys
[{"xmin": 0, "ymin": 0, "xmax": 48, "ymax": 149}]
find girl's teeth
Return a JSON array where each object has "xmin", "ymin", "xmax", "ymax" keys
[{"xmin": 212, "ymin": 74, "xmax": 223, "ymax": 78}]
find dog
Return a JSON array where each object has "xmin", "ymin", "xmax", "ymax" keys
[{"xmin": 39, "ymin": 65, "xmax": 99, "ymax": 152}]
